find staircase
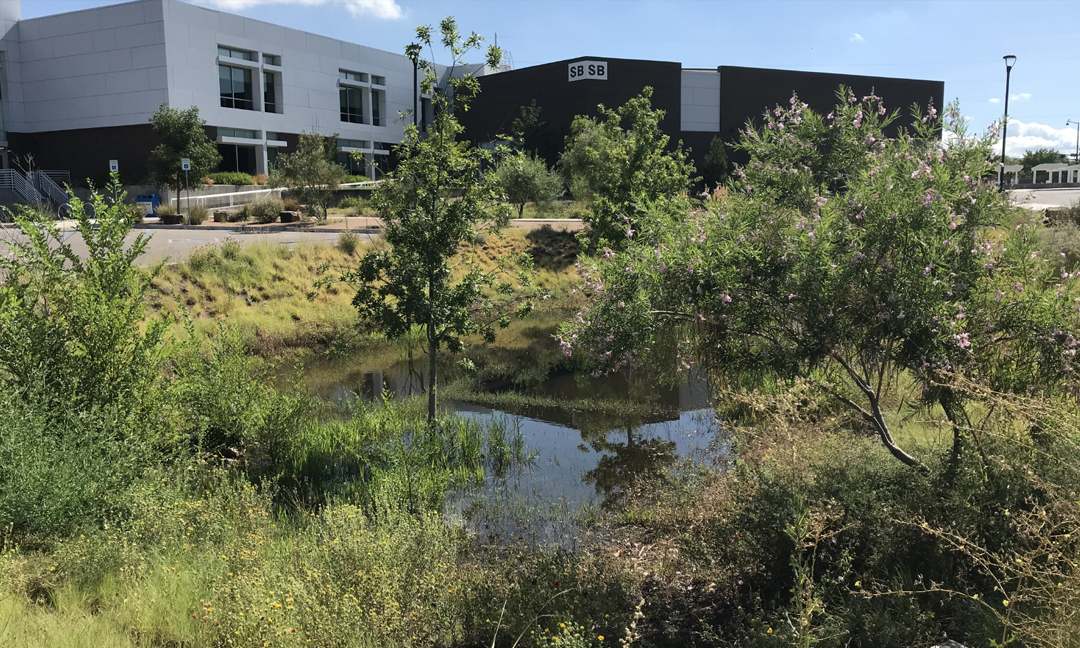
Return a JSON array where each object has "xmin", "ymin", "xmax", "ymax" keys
[
  {"xmin": 30, "ymin": 170, "xmax": 70, "ymax": 207},
  {"xmin": 0, "ymin": 168, "xmax": 45, "ymax": 205}
]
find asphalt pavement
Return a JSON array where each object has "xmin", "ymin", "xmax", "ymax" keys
[{"xmin": 1009, "ymin": 187, "xmax": 1080, "ymax": 211}]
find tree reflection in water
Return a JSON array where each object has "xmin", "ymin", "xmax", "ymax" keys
[{"xmin": 581, "ymin": 424, "xmax": 677, "ymax": 510}]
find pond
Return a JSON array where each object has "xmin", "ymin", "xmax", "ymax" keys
[{"xmin": 295, "ymin": 344, "xmax": 724, "ymax": 546}]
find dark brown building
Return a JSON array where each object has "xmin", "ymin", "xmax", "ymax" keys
[{"xmin": 458, "ymin": 57, "xmax": 945, "ymax": 175}]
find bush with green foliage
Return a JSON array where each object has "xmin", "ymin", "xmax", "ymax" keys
[
  {"xmin": 248, "ymin": 195, "xmax": 284, "ymax": 224},
  {"xmin": 560, "ymin": 87, "xmax": 697, "ymax": 247},
  {"xmin": 283, "ymin": 196, "xmax": 302, "ymax": 212},
  {"xmin": 187, "ymin": 204, "xmax": 209, "ymax": 225},
  {"xmin": 701, "ymin": 135, "xmax": 728, "ymax": 189},
  {"xmin": 344, "ymin": 174, "xmax": 371, "ymax": 184},
  {"xmin": 156, "ymin": 203, "xmax": 177, "ymax": 216},
  {"xmin": 560, "ymin": 90, "xmax": 1080, "ymax": 472},
  {"xmin": 337, "ymin": 230, "xmax": 361, "ymax": 255},
  {"xmin": 208, "ymin": 171, "xmax": 255, "ymax": 186},
  {"xmin": 492, "ymin": 151, "xmax": 564, "ymax": 217},
  {"xmin": 337, "ymin": 195, "xmax": 368, "ymax": 212}
]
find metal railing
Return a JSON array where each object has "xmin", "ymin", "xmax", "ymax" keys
[
  {"xmin": 41, "ymin": 170, "xmax": 71, "ymax": 186},
  {"xmin": 31, "ymin": 171, "xmax": 69, "ymax": 206},
  {"xmin": 0, "ymin": 168, "xmax": 45, "ymax": 204}
]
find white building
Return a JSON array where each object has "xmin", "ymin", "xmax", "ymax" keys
[
  {"xmin": 0, "ymin": 0, "xmax": 452, "ymax": 184},
  {"xmin": 1031, "ymin": 162, "xmax": 1080, "ymax": 185}
]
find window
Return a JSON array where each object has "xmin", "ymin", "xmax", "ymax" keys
[
  {"xmin": 340, "ymin": 86, "xmax": 364, "ymax": 124},
  {"xmin": 218, "ymin": 46, "xmax": 255, "ymax": 61},
  {"xmin": 267, "ymin": 147, "xmax": 279, "ymax": 169},
  {"xmin": 338, "ymin": 138, "xmax": 369, "ymax": 149},
  {"xmin": 264, "ymin": 71, "xmax": 278, "ymax": 113},
  {"xmin": 218, "ymin": 128, "xmax": 257, "ymax": 139},
  {"xmin": 337, "ymin": 151, "xmax": 366, "ymax": 175},
  {"xmin": 219, "ymin": 65, "xmax": 254, "ymax": 110},
  {"xmin": 420, "ymin": 97, "xmax": 433, "ymax": 132},
  {"xmin": 339, "ymin": 69, "xmax": 368, "ymax": 83},
  {"xmin": 218, "ymin": 144, "xmax": 257, "ymax": 175},
  {"xmin": 266, "ymin": 132, "xmax": 285, "ymax": 142},
  {"xmin": 374, "ymin": 141, "xmax": 392, "ymax": 151},
  {"xmin": 371, "ymin": 75, "xmax": 385, "ymax": 85},
  {"xmin": 371, "ymin": 88, "xmax": 384, "ymax": 126},
  {"xmin": 263, "ymin": 53, "xmax": 281, "ymax": 66}
]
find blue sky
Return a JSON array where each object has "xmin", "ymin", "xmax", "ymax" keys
[{"xmin": 26, "ymin": 0, "xmax": 1080, "ymax": 158}]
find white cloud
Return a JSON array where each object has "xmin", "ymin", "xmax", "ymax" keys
[
  {"xmin": 850, "ymin": 33, "xmax": 864, "ymax": 43},
  {"xmin": 1003, "ymin": 119, "xmax": 1077, "ymax": 158},
  {"xmin": 989, "ymin": 97, "xmax": 1000, "ymax": 104},
  {"xmin": 1010, "ymin": 92, "xmax": 1032, "ymax": 102},
  {"xmin": 196, "ymin": 0, "xmax": 403, "ymax": 19}
]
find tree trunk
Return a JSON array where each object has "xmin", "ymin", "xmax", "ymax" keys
[
  {"xmin": 519, "ymin": 203, "xmax": 525, "ymax": 218},
  {"xmin": 427, "ymin": 330, "xmax": 438, "ymax": 424}
]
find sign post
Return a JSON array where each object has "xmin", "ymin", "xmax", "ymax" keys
[
  {"xmin": 109, "ymin": 159, "xmax": 118, "ymax": 173},
  {"xmin": 181, "ymin": 158, "xmax": 191, "ymax": 217}
]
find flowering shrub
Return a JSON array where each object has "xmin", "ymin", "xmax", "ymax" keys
[{"xmin": 559, "ymin": 89, "xmax": 1080, "ymax": 471}]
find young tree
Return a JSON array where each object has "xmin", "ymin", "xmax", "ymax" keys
[
  {"xmin": 336, "ymin": 18, "xmax": 534, "ymax": 423},
  {"xmin": 701, "ymin": 135, "xmax": 729, "ymax": 189},
  {"xmin": 148, "ymin": 104, "xmax": 221, "ymax": 209},
  {"xmin": 270, "ymin": 132, "xmax": 346, "ymax": 222},
  {"xmin": 559, "ymin": 88, "xmax": 697, "ymax": 248},
  {"xmin": 492, "ymin": 152, "xmax": 564, "ymax": 217},
  {"xmin": 559, "ymin": 90, "xmax": 1080, "ymax": 473}
]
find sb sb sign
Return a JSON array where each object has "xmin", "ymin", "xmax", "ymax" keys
[{"xmin": 568, "ymin": 60, "xmax": 607, "ymax": 82}]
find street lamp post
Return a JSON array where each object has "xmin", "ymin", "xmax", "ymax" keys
[
  {"xmin": 1067, "ymin": 119, "xmax": 1080, "ymax": 165},
  {"xmin": 999, "ymin": 55, "xmax": 1017, "ymax": 191}
]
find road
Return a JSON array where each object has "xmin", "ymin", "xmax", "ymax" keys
[
  {"xmin": 1010, "ymin": 187, "xmax": 1080, "ymax": 211},
  {"xmin": 0, "ymin": 226, "xmax": 376, "ymax": 264}
]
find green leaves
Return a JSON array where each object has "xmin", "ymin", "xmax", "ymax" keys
[
  {"xmin": 271, "ymin": 132, "xmax": 346, "ymax": 222},
  {"xmin": 148, "ymin": 103, "xmax": 221, "ymax": 206}
]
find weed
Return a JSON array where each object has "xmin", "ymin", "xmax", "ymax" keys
[
  {"xmin": 187, "ymin": 204, "xmax": 209, "ymax": 225},
  {"xmin": 338, "ymin": 231, "xmax": 360, "ymax": 256}
]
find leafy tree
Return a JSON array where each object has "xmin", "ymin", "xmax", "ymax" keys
[
  {"xmin": 271, "ymin": 132, "xmax": 346, "ymax": 222},
  {"xmin": 148, "ymin": 104, "xmax": 222, "ymax": 209},
  {"xmin": 1020, "ymin": 147, "xmax": 1067, "ymax": 176},
  {"xmin": 0, "ymin": 174, "xmax": 167, "ymax": 409},
  {"xmin": 492, "ymin": 152, "xmax": 564, "ymax": 217},
  {"xmin": 511, "ymin": 99, "xmax": 545, "ymax": 156},
  {"xmin": 559, "ymin": 88, "xmax": 697, "ymax": 248},
  {"xmin": 335, "ymin": 18, "xmax": 535, "ymax": 423},
  {"xmin": 559, "ymin": 90, "xmax": 1080, "ymax": 473},
  {"xmin": 701, "ymin": 135, "xmax": 729, "ymax": 189}
]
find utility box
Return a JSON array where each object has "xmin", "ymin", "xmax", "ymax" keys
[{"xmin": 135, "ymin": 194, "xmax": 160, "ymax": 217}]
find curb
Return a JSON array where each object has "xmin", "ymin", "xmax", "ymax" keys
[{"xmin": 131, "ymin": 223, "xmax": 381, "ymax": 234}]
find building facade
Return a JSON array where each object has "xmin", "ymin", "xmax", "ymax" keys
[
  {"xmin": 0, "ymin": 0, "xmax": 446, "ymax": 184},
  {"xmin": 457, "ymin": 56, "xmax": 946, "ymax": 174}
]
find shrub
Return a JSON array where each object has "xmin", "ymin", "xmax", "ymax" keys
[
  {"xmin": 338, "ymin": 195, "xmax": 367, "ymax": 211},
  {"xmin": 345, "ymin": 174, "xmax": 371, "ymax": 183},
  {"xmin": 208, "ymin": 172, "xmax": 255, "ymax": 186},
  {"xmin": 337, "ymin": 230, "xmax": 360, "ymax": 256},
  {"xmin": 283, "ymin": 197, "xmax": 301, "ymax": 212},
  {"xmin": 252, "ymin": 173, "xmax": 269, "ymax": 186},
  {"xmin": 187, "ymin": 204, "xmax": 209, "ymax": 225},
  {"xmin": 248, "ymin": 196, "xmax": 284, "ymax": 224},
  {"xmin": 156, "ymin": 203, "xmax": 177, "ymax": 216},
  {"xmin": 227, "ymin": 205, "xmax": 250, "ymax": 222}
]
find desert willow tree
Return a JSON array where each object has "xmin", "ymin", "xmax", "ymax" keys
[
  {"xmin": 333, "ymin": 18, "xmax": 535, "ymax": 423},
  {"xmin": 559, "ymin": 91, "xmax": 1080, "ymax": 473}
]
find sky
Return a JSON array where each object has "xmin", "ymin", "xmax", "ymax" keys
[{"xmin": 24, "ymin": 0, "xmax": 1080, "ymax": 159}]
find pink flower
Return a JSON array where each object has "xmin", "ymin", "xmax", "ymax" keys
[{"xmin": 955, "ymin": 332, "xmax": 971, "ymax": 349}]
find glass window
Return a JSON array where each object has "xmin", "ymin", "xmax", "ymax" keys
[
  {"xmin": 338, "ymin": 138, "xmax": 369, "ymax": 149},
  {"xmin": 374, "ymin": 142, "xmax": 392, "ymax": 151},
  {"xmin": 218, "ymin": 128, "xmax": 257, "ymax": 139},
  {"xmin": 217, "ymin": 144, "xmax": 258, "ymax": 175},
  {"xmin": 339, "ymin": 86, "xmax": 364, "ymax": 124},
  {"xmin": 337, "ymin": 151, "xmax": 366, "ymax": 175},
  {"xmin": 264, "ymin": 71, "xmax": 278, "ymax": 113},
  {"xmin": 371, "ymin": 89, "xmax": 384, "ymax": 126},
  {"xmin": 267, "ymin": 147, "xmax": 279, "ymax": 170},
  {"xmin": 263, "ymin": 54, "xmax": 281, "ymax": 66},
  {"xmin": 266, "ymin": 132, "xmax": 284, "ymax": 141},
  {"xmin": 218, "ymin": 46, "xmax": 255, "ymax": 61},
  {"xmin": 371, "ymin": 75, "xmax": 385, "ymax": 85},
  {"xmin": 219, "ymin": 65, "xmax": 254, "ymax": 111},
  {"xmin": 339, "ymin": 70, "xmax": 368, "ymax": 83}
]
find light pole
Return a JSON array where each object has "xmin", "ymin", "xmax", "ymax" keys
[
  {"xmin": 999, "ymin": 55, "xmax": 1017, "ymax": 191},
  {"xmin": 1067, "ymin": 119, "xmax": 1080, "ymax": 165}
]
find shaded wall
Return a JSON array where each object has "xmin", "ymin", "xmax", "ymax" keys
[{"xmin": 460, "ymin": 56, "xmax": 683, "ymax": 168}]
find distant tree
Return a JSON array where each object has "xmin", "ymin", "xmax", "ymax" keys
[
  {"xmin": 1020, "ymin": 148, "xmax": 1067, "ymax": 176},
  {"xmin": 511, "ymin": 99, "xmax": 545, "ymax": 156},
  {"xmin": 336, "ymin": 18, "xmax": 536, "ymax": 423},
  {"xmin": 148, "ymin": 104, "xmax": 221, "ymax": 209},
  {"xmin": 270, "ymin": 133, "xmax": 346, "ymax": 222},
  {"xmin": 701, "ymin": 136, "xmax": 729, "ymax": 189},
  {"xmin": 493, "ymin": 152, "xmax": 563, "ymax": 217},
  {"xmin": 560, "ymin": 88, "xmax": 697, "ymax": 248}
]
